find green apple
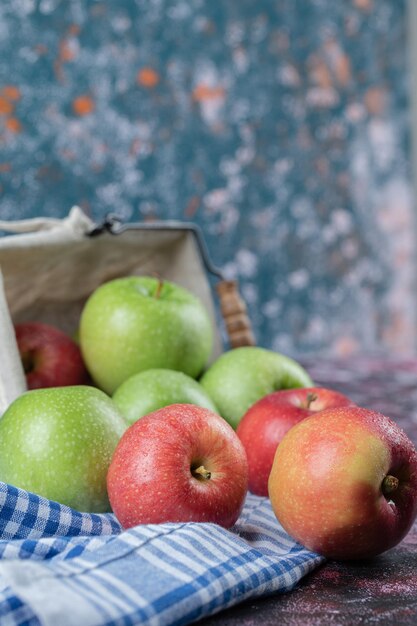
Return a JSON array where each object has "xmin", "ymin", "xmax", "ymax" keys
[
  {"xmin": 113, "ymin": 368, "xmax": 218, "ymax": 424},
  {"xmin": 79, "ymin": 276, "xmax": 213, "ymax": 395},
  {"xmin": 0, "ymin": 386, "xmax": 128, "ymax": 512},
  {"xmin": 200, "ymin": 346, "xmax": 313, "ymax": 429}
]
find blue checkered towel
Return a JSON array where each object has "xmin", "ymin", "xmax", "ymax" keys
[{"xmin": 0, "ymin": 481, "xmax": 323, "ymax": 625}]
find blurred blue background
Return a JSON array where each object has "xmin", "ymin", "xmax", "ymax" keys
[{"xmin": 0, "ymin": 0, "xmax": 415, "ymax": 357}]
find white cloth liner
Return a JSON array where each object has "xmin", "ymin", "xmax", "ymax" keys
[{"xmin": 0, "ymin": 270, "xmax": 26, "ymax": 412}]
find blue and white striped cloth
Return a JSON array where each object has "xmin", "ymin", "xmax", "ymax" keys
[{"xmin": 0, "ymin": 481, "xmax": 323, "ymax": 625}]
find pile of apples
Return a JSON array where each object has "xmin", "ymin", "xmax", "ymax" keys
[{"xmin": 2, "ymin": 275, "xmax": 417, "ymax": 561}]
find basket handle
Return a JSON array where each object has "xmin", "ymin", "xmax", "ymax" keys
[{"xmin": 216, "ymin": 280, "xmax": 256, "ymax": 348}]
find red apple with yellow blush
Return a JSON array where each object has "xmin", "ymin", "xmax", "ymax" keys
[{"xmin": 268, "ymin": 406, "xmax": 417, "ymax": 560}]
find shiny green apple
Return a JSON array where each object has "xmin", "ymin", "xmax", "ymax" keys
[
  {"xmin": 79, "ymin": 276, "xmax": 213, "ymax": 394},
  {"xmin": 113, "ymin": 368, "xmax": 218, "ymax": 424},
  {"xmin": 0, "ymin": 386, "xmax": 128, "ymax": 512},
  {"xmin": 200, "ymin": 346, "xmax": 313, "ymax": 429}
]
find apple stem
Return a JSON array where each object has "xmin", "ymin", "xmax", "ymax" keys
[
  {"xmin": 302, "ymin": 392, "xmax": 318, "ymax": 410},
  {"xmin": 21, "ymin": 351, "xmax": 34, "ymax": 374},
  {"xmin": 382, "ymin": 475, "xmax": 399, "ymax": 496},
  {"xmin": 154, "ymin": 277, "xmax": 164, "ymax": 299},
  {"xmin": 192, "ymin": 465, "xmax": 211, "ymax": 481}
]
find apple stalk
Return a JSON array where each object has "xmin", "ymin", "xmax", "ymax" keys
[
  {"xmin": 382, "ymin": 475, "xmax": 399, "ymax": 496},
  {"xmin": 21, "ymin": 351, "xmax": 35, "ymax": 374},
  {"xmin": 301, "ymin": 392, "xmax": 318, "ymax": 410},
  {"xmin": 154, "ymin": 277, "xmax": 163, "ymax": 299},
  {"xmin": 192, "ymin": 465, "xmax": 211, "ymax": 480}
]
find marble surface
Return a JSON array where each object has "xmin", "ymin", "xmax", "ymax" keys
[
  {"xmin": 0, "ymin": 0, "xmax": 415, "ymax": 357},
  {"xmin": 199, "ymin": 531, "xmax": 417, "ymax": 626}
]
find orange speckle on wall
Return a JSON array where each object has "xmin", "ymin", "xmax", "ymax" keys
[
  {"xmin": 184, "ymin": 196, "xmax": 200, "ymax": 218},
  {"xmin": 137, "ymin": 68, "xmax": 160, "ymax": 88},
  {"xmin": 0, "ymin": 97, "xmax": 13, "ymax": 116},
  {"xmin": 129, "ymin": 138, "xmax": 141, "ymax": 156},
  {"xmin": 2, "ymin": 86, "xmax": 21, "ymax": 101},
  {"xmin": 34, "ymin": 44, "xmax": 48, "ymax": 56},
  {"xmin": 192, "ymin": 84, "xmax": 225, "ymax": 102},
  {"xmin": 5, "ymin": 118, "xmax": 22, "ymax": 133},
  {"xmin": 334, "ymin": 335, "xmax": 360, "ymax": 357},
  {"xmin": 323, "ymin": 40, "xmax": 352, "ymax": 87},
  {"xmin": 364, "ymin": 86, "xmax": 386, "ymax": 115},
  {"xmin": 60, "ymin": 40, "xmax": 76, "ymax": 62},
  {"xmin": 59, "ymin": 149, "xmax": 77, "ymax": 161},
  {"xmin": 72, "ymin": 95, "xmax": 95, "ymax": 116},
  {"xmin": 354, "ymin": 0, "xmax": 373, "ymax": 11},
  {"xmin": 0, "ymin": 163, "xmax": 11, "ymax": 173},
  {"xmin": 308, "ymin": 56, "xmax": 332, "ymax": 89},
  {"xmin": 68, "ymin": 24, "xmax": 81, "ymax": 36},
  {"xmin": 334, "ymin": 53, "xmax": 351, "ymax": 87}
]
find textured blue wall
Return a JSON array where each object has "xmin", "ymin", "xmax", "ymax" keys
[{"xmin": 0, "ymin": 0, "xmax": 415, "ymax": 356}]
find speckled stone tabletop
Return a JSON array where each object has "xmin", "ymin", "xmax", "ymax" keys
[{"xmin": 199, "ymin": 355, "xmax": 417, "ymax": 626}]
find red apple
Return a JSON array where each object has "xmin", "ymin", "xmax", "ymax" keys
[
  {"xmin": 107, "ymin": 403, "xmax": 248, "ymax": 528},
  {"xmin": 268, "ymin": 406, "xmax": 417, "ymax": 560},
  {"xmin": 237, "ymin": 387, "xmax": 355, "ymax": 496},
  {"xmin": 14, "ymin": 321, "xmax": 89, "ymax": 389}
]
